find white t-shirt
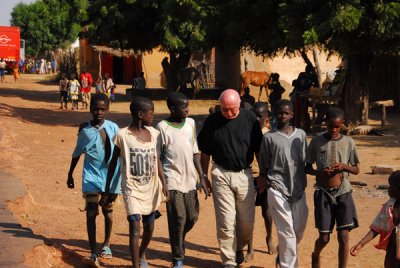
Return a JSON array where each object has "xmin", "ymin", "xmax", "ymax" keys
[
  {"xmin": 156, "ymin": 118, "xmax": 199, "ymax": 193},
  {"xmin": 114, "ymin": 126, "xmax": 164, "ymax": 215}
]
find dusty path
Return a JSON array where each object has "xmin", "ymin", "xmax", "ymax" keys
[{"xmin": 0, "ymin": 74, "xmax": 400, "ymax": 267}]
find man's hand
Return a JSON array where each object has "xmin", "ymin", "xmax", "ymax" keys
[
  {"xmin": 199, "ymin": 174, "xmax": 212, "ymax": 199},
  {"xmin": 67, "ymin": 174, "xmax": 74, "ymax": 189},
  {"xmin": 256, "ymin": 175, "xmax": 268, "ymax": 193}
]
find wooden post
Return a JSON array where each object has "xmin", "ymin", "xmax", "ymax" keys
[
  {"xmin": 382, "ymin": 104, "xmax": 386, "ymax": 126},
  {"xmin": 98, "ymin": 52, "xmax": 102, "ymax": 79}
]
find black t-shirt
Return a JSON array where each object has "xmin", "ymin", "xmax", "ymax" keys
[{"xmin": 198, "ymin": 109, "xmax": 263, "ymax": 171}]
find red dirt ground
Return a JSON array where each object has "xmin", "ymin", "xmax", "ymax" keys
[{"xmin": 1, "ymin": 74, "xmax": 400, "ymax": 267}]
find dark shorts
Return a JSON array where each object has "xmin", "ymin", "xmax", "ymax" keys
[
  {"xmin": 314, "ymin": 189, "xmax": 359, "ymax": 233},
  {"xmin": 127, "ymin": 210, "xmax": 161, "ymax": 224},
  {"xmin": 0, "ymin": 69, "xmax": 4, "ymax": 76},
  {"xmin": 60, "ymin": 91, "xmax": 68, "ymax": 100}
]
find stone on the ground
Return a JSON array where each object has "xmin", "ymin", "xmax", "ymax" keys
[{"xmin": 371, "ymin": 165, "xmax": 396, "ymax": 175}]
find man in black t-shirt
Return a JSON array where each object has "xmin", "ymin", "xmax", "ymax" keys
[{"xmin": 198, "ymin": 89, "xmax": 263, "ymax": 268}]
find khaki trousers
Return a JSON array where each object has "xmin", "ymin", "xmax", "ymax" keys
[{"xmin": 211, "ymin": 163, "xmax": 255, "ymax": 266}]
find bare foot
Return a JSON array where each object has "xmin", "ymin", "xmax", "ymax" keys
[
  {"xmin": 311, "ymin": 252, "xmax": 320, "ymax": 268},
  {"xmin": 244, "ymin": 250, "xmax": 254, "ymax": 262}
]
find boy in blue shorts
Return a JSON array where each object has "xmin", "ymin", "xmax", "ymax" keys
[
  {"xmin": 306, "ymin": 107, "xmax": 360, "ymax": 268},
  {"xmin": 67, "ymin": 93, "xmax": 121, "ymax": 267},
  {"xmin": 157, "ymin": 92, "xmax": 211, "ymax": 268},
  {"xmin": 102, "ymin": 97, "xmax": 169, "ymax": 268}
]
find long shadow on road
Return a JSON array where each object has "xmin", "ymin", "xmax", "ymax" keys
[
  {"xmin": 0, "ymin": 102, "xmax": 208, "ymax": 131},
  {"xmin": 0, "ymin": 222, "xmax": 221, "ymax": 268}
]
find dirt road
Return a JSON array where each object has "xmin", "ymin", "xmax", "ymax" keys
[{"xmin": 1, "ymin": 74, "xmax": 399, "ymax": 267}]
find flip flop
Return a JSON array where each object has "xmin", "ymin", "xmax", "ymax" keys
[
  {"xmin": 100, "ymin": 246, "xmax": 112, "ymax": 259},
  {"xmin": 82, "ymin": 253, "xmax": 100, "ymax": 267},
  {"xmin": 139, "ymin": 259, "xmax": 149, "ymax": 268}
]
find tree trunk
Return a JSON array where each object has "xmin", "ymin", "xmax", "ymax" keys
[
  {"xmin": 161, "ymin": 51, "xmax": 191, "ymax": 93},
  {"xmin": 300, "ymin": 47, "xmax": 313, "ymax": 67},
  {"xmin": 300, "ymin": 47, "xmax": 320, "ymax": 87},
  {"xmin": 312, "ymin": 48, "xmax": 323, "ymax": 87},
  {"xmin": 343, "ymin": 55, "xmax": 372, "ymax": 128}
]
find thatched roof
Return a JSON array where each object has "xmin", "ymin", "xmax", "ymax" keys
[{"xmin": 92, "ymin": 45, "xmax": 140, "ymax": 58}]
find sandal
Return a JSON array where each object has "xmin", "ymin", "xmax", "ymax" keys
[
  {"xmin": 139, "ymin": 258, "xmax": 149, "ymax": 268},
  {"xmin": 100, "ymin": 246, "xmax": 112, "ymax": 259},
  {"xmin": 82, "ymin": 253, "xmax": 100, "ymax": 267}
]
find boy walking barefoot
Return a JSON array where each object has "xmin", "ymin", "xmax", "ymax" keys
[
  {"xmin": 69, "ymin": 74, "xmax": 81, "ymax": 110},
  {"xmin": 67, "ymin": 93, "xmax": 121, "ymax": 267},
  {"xmin": 351, "ymin": 171, "xmax": 400, "ymax": 268},
  {"xmin": 246, "ymin": 102, "xmax": 275, "ymax": 261},
  {"xmin": 258, "ymin": 99, "xmax": 308, "ymax": 268},
  {"xmin": 157, "ymin": 93, "xmax": 211, "ymax": 268},
  {"xmin": 305, "ymin": 107, "xmax": 360, "ymax": 268},
  {"xmin": 59, "ymin": 73, "xmax": 69, "ymax": 109},
  {"xmin": 102, "ymin": 97, "xmax": 169, "ymax": 268}
]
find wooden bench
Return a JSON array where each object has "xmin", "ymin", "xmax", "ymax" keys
[{"xmin": 370, "ymin": 100, "xmax": 394, "ymax": 126}]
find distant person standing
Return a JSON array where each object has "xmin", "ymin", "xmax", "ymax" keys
[
  {"xmin": 240, "ymin": 87, "xmax": 256, "ymax": 110},
  {"xmin": 69, "ymin": 74, "xmax": 81, "ymax": 110},
  {"xmin": 268, "ymin": 73, "xmax": 286, "ymax": 113},
  {"xmin": 0, "ymin": 58, "xmax": 6, "ymax": 83},
  {"xmin": 18, "ymin": 58, "xmax": 24, "ymax": 73},
  {"xmin": 80, "ymin": 67, "xmax": 93, "ymax": 110},
  {"xmin": 290, "ymin": 64, "xmax": 319, "ymax": 131},
  {"xmin": 59, "ymin": 73, "xmax": 69, "ymax": 109},
  {"xmin": 39, "ymin": 58, "xmax": 45, "ymax": 74},
  {"xmin": 13, "ymin": 62, "xmax": 19, "ymax": 82},
  {"xmin": 95, "ymin": 77, "xmax": 102, "ymax": 93},
  {"xmin": 132, "ymin": 72, "xmax": 146, "ymax": 91},
  {"xmin": 51, "ymin": 59, "xmax": 56, "ymax": 73},
  {"xmin": 102, "ymin": 73, "xmax": 116, "ymax": 101},
  {"xmin": 46, "ymin": 61, "xmax": 51, "ymax": 74}
]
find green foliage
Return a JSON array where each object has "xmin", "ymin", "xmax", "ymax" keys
[
  {"xmin": 86, "ymin": 0, "xmax": 216, "ymax": 53},
  {"xmin": 220, "ymin": 0, "xmax": 400, "ymax": 57},
  {"xmin": 331, "ymin": 4, "xmax": 363, "ymax": 33},
  {"xmin": 10, "ymin": 0, "xmax": 88, "ymax": 56}
]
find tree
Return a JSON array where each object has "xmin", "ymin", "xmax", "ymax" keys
[
  {"xmin": 86, "ymin": 0, "xmax": 217, "ymax": 92},
  {"xmin": 221, "ymin": 0, "xmax": 400, "ymax": 126},
  {"xmin": 11, "ymin": 0, "xmax": 88, "ymax": 56}
]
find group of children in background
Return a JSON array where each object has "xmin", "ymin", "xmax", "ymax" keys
[
  {"xmin": 59, "ymin": 70, "xmax": 115, "ymax": 110},
  {"xmin": 67, "ymin": 89, "xmax": 400, "ymax": 268}
]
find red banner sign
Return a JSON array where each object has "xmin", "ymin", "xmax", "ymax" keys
[{"xmin": 0, "ymin": 26, "xmax": 20, "ymax": 62}]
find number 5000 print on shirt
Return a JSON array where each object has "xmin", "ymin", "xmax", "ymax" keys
[{"xmin": 129, "ymin": 148, "xmax": 156, "ymax": 185}]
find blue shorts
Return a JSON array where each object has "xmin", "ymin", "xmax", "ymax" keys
[
  {"xmin": 0, "ymin": 69, "xmax": 5, "ymax": 76},
  {"xmin": 127, "ymin": 210, "xmax": 161, "ymax": 224}
]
